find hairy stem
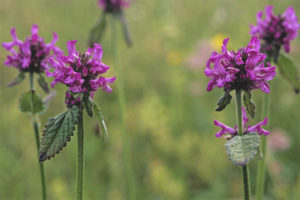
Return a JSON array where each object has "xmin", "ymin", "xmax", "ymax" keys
[
  {"xmin": 236, "ymin": 89, "xmax": 251, "ymax": 200},
  {"xmin": 30, "ymin": 72, "xmax": 47, "ymax": 200},
  {"xmin": 77, "ymin": 110, "xmax": 84, "ymax": 200},
  {"xmin": 111, "ymin": 15, "xmax": 137, "ymax": 200}
]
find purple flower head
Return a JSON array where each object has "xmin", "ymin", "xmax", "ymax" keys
[
  {"xmin": 2, "ymin": 25, "xmax": 62, "ymax": 73},
  {"xmin": 205, "ymin": 37, "xmax": 276, "ymax": 93},
  {"xmin": 47, "ymin": 40, "xmax": 116, "ymax": 107},
  {"xmin": 250, "ymin": 6, "xmax": 300, "ymax": 61},
  {"xmin": 214, "ymin": 107, "xmax": 270, "ymax": 138},
  {"xmin": 98, "ymin": 0, "xmax": 131, "ymax": 13}
]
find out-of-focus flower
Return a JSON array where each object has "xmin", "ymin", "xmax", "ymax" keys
[
  {"xmin": 89, "ymin": 0, "xmax": 132, "ymax": 47},
  {"xmin": 250, "ymin": 6, "xmax": 300, "ymax": 61},
  {"xmin": 98, "ymin": 0, "xmax": 131, "ymax": 13},
  {"xmin": 268, "ymin": 129, "xmax": 291, "ymax": 151},
  {"xmin": 47, "ymin": 40, "xmax": 115, "ymax": 107},
  {"xmin": 186, "ymin": 40, "xmax": 213, "ymax": 70},
  {"xmin": 214, "ymin": 107, "xmax": 269, "ymax": 138},
  {"xmin": 205, "ymin": 36, "xmax": 276, "ymax": 93},
  {"xmin": 2, "ymin": 25, "xmax": 62, "ymax": 73}
]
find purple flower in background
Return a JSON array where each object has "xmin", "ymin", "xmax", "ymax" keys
[
  {"xmin": 250, "ymin": 6, "xmax": 300, "ymax": 61},
  {"xmin": 2, "ymin": 25, "xmax": 62, "ymax": 73},
  {"xmin": 214, "ymin": 107, "xmax": 269, "ymax": 138},
  {"xmin": 205, "ymin": 36, "xmax": 276, "ymax": 93},
  {"xmin": 47, "ymin": 40, "xmax": 116, "ymax": 107},
  {"xmin": 98, "ymin": 0, "xmax": 131, "ymax": 13}
]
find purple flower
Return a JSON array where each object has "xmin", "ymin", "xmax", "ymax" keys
[
  {"xmin": 205, "ymin": 36, "xmax": 276, "ymax": 93},
  {"xmin": 98, "ymin": 0, "xmax": 131, "ymax": 12},
  {"xmin": 2, "ymin": 25, "xmax": 62, "ymax": 73},
  {"xmin": 214, "ymin": 107, "xmax": 269, "ymax": 138},
  {"xmin": 47, "ymin": 40, "xmax": 116, "ymax": 107},
  {"xmin": 250, "ymin": 6, "xmax": 300, "ymax": 60}
]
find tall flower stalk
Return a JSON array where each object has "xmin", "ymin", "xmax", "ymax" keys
[
  {"xmin": 235, "ymin": 89, "xmax": 251, "ymax": 200},
  {"xmin": 39, "ymin": 40, "xmax": 115, "ymax": 200},
  {"xmin": 111, "ymin": 15, "xmax": 137, "ymax": 200},
  {"xmin": 89, "ymin": 1, "xmax": 136, "ymax": 199},
  {"xmin": 205, "ymin": 36, "xmax": 275, "ymax": 199},
  {"xmin": 30, "ymin": 72, "xmax": 47, "ymax": 200},
  {"xmin": 250, "ymin": 6, "xmax": 300, "ymax": 199},
  {"xmin": 2, "ymin": 25, "xmax": 62, "ymax": 200}
]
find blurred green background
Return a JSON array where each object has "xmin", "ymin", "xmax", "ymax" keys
[{"xmin": 1, "ymin": 0, "xmax": 300, "ymax": 199}]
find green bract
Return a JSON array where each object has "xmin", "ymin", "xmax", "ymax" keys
[{"xmin": 243, "ymin": 91, "xmax": 256, "ymax": 118}]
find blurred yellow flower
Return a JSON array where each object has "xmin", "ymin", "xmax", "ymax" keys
[
  {"xmin": 167, "ymin": 51, "xmax": 183, "ymax": 66},
  {"xmin": 50, "ymin": 178, "xmax": 71, "ymax": 200},
  {"xmin": 210, "ymin": 33, "xmax": 227, "ymax": 50}
]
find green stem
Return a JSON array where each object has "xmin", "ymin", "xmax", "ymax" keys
[
  {"xmin": 255, "ymin": 91, "xmax": 270, "ymax": 200},
  {"xmin": 77, "ymin": 110, "xmax": 84, "ymax": 200},
  {"xmin": 29, "ymin": 72, "xmax": 47, "ymax": 200},
  {"xmin": 235, "ymin": 89, "xmax": 251, "ymax": 200},
  {"xmin": 111, "ymin": 15, "xmax": 137, "ymax": 200}
]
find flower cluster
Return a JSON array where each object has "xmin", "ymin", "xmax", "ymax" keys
[
  {"xmin": 214, "ymin": 107, "xmax": 269, "ymax": 138},
  {"xmin": 205, "ymin": 36, "xmax": 276, "ymax": 93},
  {"xmin": 250, "ymin": 6, "xmax": 300, "ymax": 60},
  {"xmin": 2, "ymin": 25, "xmax": 62, "ymax": 73},
  {"xmin": 98, "ymin": 0, "xmax": 131, "ymax": 13},
  {"xmin": 47, "ymin": 40, "xmax": 116, "ymax": 107}
]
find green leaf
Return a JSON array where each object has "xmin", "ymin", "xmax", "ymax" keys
[
  {"xmin": 39, "ymin": 106, "xmax": 80, "ymax": 162},
  {"xmin": 19, "ymin": 90, "xmax": 45, "ymax": 114},
  {"xmin": 88, "ymin": 13, "xmax": 107, "ymax": 47},
  {"xmin": 243, "ymin": 91, "xmax": 255, "ymax": 118},
  {"xmin": 83, "ymin": 94, "xmax": 93, "ymax": 117},
  {"xmin": 7, "ymin": 72, "xmax": 25, "ymax": 87},
  {"xmin": 277, "ymin": 53, "xmax": 300, "ymax": 93},
  {"xmin": 38, "ymin": 74, "xmax": 50, "ymax": 93},
  {"xmin": 225, "ymin": 132, "xmax": 260, "ymax": 166},
  {"xmin": 115, "ymin": 11, "xmax": 132, "ymax": 47},
  {"xmin": 93, "ymin": 102, "xmax": 109, "ymax": 139},
  {"xmin": 215, "ymin": 92, "xmax": 232, "ymax": 111}
]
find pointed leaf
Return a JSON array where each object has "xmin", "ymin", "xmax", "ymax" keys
[
  {"xmin": 83, "ymin": 94, "xmax": 93, "ymax": 117},
  {"xmin": 277, "ymin": 53, "xmax": 300, "ymax": 93},
  {"xmin": 243, "ymin": 91, "xmax": 255, "ymax": 118},
  {"xmin": 19, "ymin": 90, "xmax": 45, "ymax": 114},
  {"xmin": 7, "ymin": 72, "xmax": 25, "ymax": 87},
  {"xmin": 215, "ymin": 92, "xmax": 232, "ymax": 111},
  {"xmin": 115, "ymin": 11, "xmax": 132, "ymax": 47},
  {"xmin": 88, "ymin": 13, "xmax": 107, "ymax": 47},
  {"xmin": 225, "ymin": 132, "xmax": 260, "ymax": 166},
  {"xmin": 39, "ymin": 106, "xmax": 80, "ymax": 162},
  {"xmin": 38, "ymin": 74, "xmax": 50, "ymax": 93},
  {"xmin": 93, "ymin": 102, "xmax": 109, "ymax": 139}
]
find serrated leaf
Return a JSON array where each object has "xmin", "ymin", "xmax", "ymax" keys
[
  {"xmin": 83, "ymin": 94, "xmax": 93, "ymax": 117},
  {"xmin": 39, "ymin": 106, "xmax": 80, "ymax": 162},
  {"xmin": 38, "ymin": 74, "xmax": 50, "ymax": 93},
  {"xmin": 277, "ymin": 53, "xmax": 300, "ymax": 93},
  {"xmin": 7, "ymin": 72, "xmax": 25, "ymax": 87},
  {"xmin": 88, "ymin": 13, "xmax": 107, "ymax": 47},
  {"xmin": 225, "ymin": 132, "xmax": 260, "ymax": 166},
  {"xmin": 93, "ymin": 102, "xmax": 109, "ymax": 139},
  {"xmin": 215, "ymin": 92, "xmax": 232, "ymax": 111},
  {"xmin": 243, "ymin": 91, "xmax": 255, "ymax": 118},
  {"xmin": 19, "ymin": 90, "xmax": 45, "ymax": 114}
]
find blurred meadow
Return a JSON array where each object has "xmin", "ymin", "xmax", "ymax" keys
[{"xmin": 1, "ymin": 0, "xmax": 300, "ymax": 199}]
